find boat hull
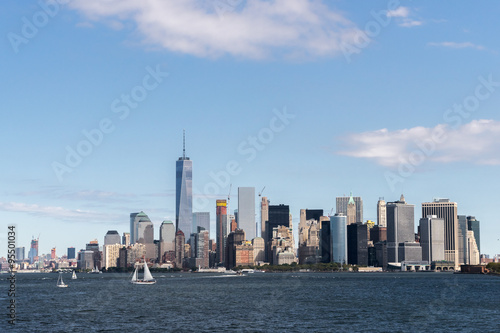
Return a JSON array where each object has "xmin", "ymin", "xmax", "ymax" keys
[{"xmin": 131, "ymin": 280, "xmax": 156, "ymax": 285}]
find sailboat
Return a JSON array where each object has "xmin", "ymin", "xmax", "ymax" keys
[
  {"xmin": 131, "ymin": 261, "xmax": 156, "ymax": 285},
  {"xmin": 57, "ymin": 273, "xmax": 68, "ymax": 288},
  {"xmin": 72, "ymin": 271, "xmax": 77, "ymax": 280}
]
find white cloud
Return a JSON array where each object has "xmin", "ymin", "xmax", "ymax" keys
[
  {"xmin": 338, "ymin": 119, "xmax": 500, "ymax": 167},
  {"xmin": 69, "ymin": 0, "xmax": 364, "ymax": 59},
  {"xmin": 386, "ymin": 6, "xmax": 423, "ymax": 28},
  {"xmin": 428, "ymin": 41, "xmax": 485, "ymax": 50},
  {"xmin": 399, "ymin": 19, "xmax": 422, "ymax": 27},
  {"xmin": 386, "ymin": 6, "xmax": 410, "ymax": 18}
]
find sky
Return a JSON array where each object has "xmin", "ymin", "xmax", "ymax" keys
[{"xmin": 1, "ymin": 0, "xmax": 499, "ymax": 257}]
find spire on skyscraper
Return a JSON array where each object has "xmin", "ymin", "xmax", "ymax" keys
[
  {"xmin": 183, "ymin": 129, "xmax": 186, "ymax": 160},
  {"xmin": 348, "ymin": 192, "xmax": 355, "ymax": 205}
]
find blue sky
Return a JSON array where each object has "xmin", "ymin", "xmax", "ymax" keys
[{"xmin": 1, "ymin": 0, "xmax": 499, "ymax": 257}]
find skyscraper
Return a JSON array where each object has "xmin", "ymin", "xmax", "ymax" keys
[
  {"xmin": 176, "ymin": 131, "xmax": 193, "ymax": 236},
  {"xmin": 159, "ymin": 221, "xmax": 176, "ymax": 263},
  {"xmin": 192, "ymin": 212, "xmax": 210, "ymax": 235},
  {"xmin": 419, "ymin": 215, "xmax": 445, "ymax": 263},
  {"xmin": 347, "ymin": 195, "xmax": 356, "ymax": 225},
  {"xmin": 137, "ymin": 218, "xmax": 155, "ymax": 261},
  {"xmin": 216, "ymin": 200, "xmax": 228, "ymax": 265},
  {"xmin": 347, "ymin": 222, "xmax": 368, "ymax": 266},
  {"xmin": 260, "ymin": 197, "xmax": 269, "ymax": 240},
  {"xmin": 238, "ymin": 187, "xmax": 256, "ymax": 241},
  {"xmin": 28, "ymin": 237, "xmax": 39, "ymax": 264},
  {"xmin": 104, "ymin": 230, "xmax": 121, "ymax": 245},
  {"xmin": 387, "ymin": 195, "xmax": 415, "ymax": 263},
  {"xmin": 130, "ymin": 212, "xmax": 149, "ymax": 244},
  {"xmin": 467, "ymin": 216, "xmax": 480, "ymax": 254},
  {"xmin": 377, "ymin": 198, "xmax": 387, "ymax": 227},
  {"xmin": 458, "ymin": 215, "xmax": 468, "ymax": 265},
  {"xmin": 331, "ymin": 213, "xmax": 347, "ymax": 264},
  {"xmin": 67, "ymin": 247, "xmax": 75, "ymax": 260},
  {"xmin": 422, "ymin": 199, "xmax": 458, "ymax": 269},
  {"xmin": 336, "ymin": 193, "xmax": 363, "ymax": 224}
]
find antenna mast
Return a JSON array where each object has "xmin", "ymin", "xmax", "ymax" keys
[{"xmin": 183, "ymin": 130, "xmax": 186, "ymax": 159}]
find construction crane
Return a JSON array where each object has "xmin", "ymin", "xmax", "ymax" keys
[
  {"xmin": 258, "ymin": 186, "xmax": 266, "ymax": 197},
  {"xmin": 328, "ymin": 208, "xmax": 334, "ymax": 217},
  {"xmin": 228, "ymin": 184, "xmax": 232, "ymax": 202}
]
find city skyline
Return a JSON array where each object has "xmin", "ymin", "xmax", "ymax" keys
[{"xmin": 1, "ymin": 1, "xmax": 499, "ymax": 257}]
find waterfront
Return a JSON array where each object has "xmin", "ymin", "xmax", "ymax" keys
[{"xmin": 1, "ymin": 272, "xmax": 499, "ymax": 332}]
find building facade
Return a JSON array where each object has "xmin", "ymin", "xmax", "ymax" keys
[
  {"xmin": 422, "ymin": 199, "xmax": 459, "ymax": 269},
  {"xmin": 176, "ymin": 132, "xmax": 193, "ymax": 236},
  {"xmin": 387, "ymin": 195, "xmax": 415, "ymax": 263},
  {"xmin": 336, "ymin": 194, "xmax": 363, "ymax": 224},
  {"xmin": 238, "ymin": 187, "xmax": 256, "ymax": 241},
  {"xmin": 216, "ymin": 200, "xmax": 228, "ymax": 265}
]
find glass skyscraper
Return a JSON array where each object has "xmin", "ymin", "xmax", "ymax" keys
[
  {"xmin": 331, "ymin": 213, "xmax": 347, "ymax": 264},
  {"xmin": 237, "ymin": 187, "xmax": 255, "ymax": 241},
  {"xmin": 176, "ymin": 132, "xmax": 193, "ymax": 236}
]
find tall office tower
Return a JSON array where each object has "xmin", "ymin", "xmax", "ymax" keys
[
  {"xmin": 176, "ymin": 131, "xmax": 193, "ymax": 236},
  {"xmin": 270, "ymin": 225, "xmax": 295, "ymax": 265},
  {"xmin": 28, "ymin": 237, "xmax": 39, "ymax": 264},
  {"xmin": 104, "ymin": 230, "xmax": 121, "ymax": 246},
  {"xmin": 298, "ymin": 209, "xmax": 321, "ymax": 264},
  {"xmin": 86, "ymin": 240, "xmax": 102, "ymax": 270},
  {"xmin": 130, "ymin": 211, "xmax": 150, "ymax": 244},
  {"xmin": 225, "ymin": 229, "xmax": 246, "ymax": 269},
  {"xmin": 159, "ymin": 221, "xmax": 176, "ymax": 263},
  {"xmin": 51, "ymin": 248, "xmax": 56, "ymax": 259},
  {"xmin": 321, "ymin": 219, "xmax": 331, "ymax": 263},
  {"xmin": 370, "ymin": 226, "xmax": 387, "ymax": 244},
  {"xmin": 377, "ymin": 198, "xmax": 387, "ymax": 227},
  {"xmin": 467, "ymin": 216, "xmax": 480, "ymax": 254},
  {"xmin": 15, "ymin": 247, "xmax": 25, "ymax": 261},
  {"xmin": 137, "ymin": 219, "xmax": 155, "ymax": 260},
  {"xmin": 466, "ymin": 230, "xmax": 480, "ymax": 265},
  {"xmin": 419, "ymin": 215, "xmax": 445, "ymax": 263},
  {"xmin": 347, "ymin": 222, "xmax": 368, "ymax": 266},
  {"xmin": 216, "ymin": 200, "xmax": 228, "ymax": 265},
  {"xmin": 192, "ymin": 212, "xmax": 210, "ymax": 235},
  {"xmin": 336, "ymin": 193, "xmax": 363, "ymax": 223},
  {"xmin": 122, "ymin": 232, "xmax": 130, "ymax": 247},
  {"xmin": 331, "ymin": 213, "xmax": 347, "ymax": 264},
  {"xmin": 252, "ymin": 237, "xmax": 265, "ymax": 264},
  {"xmin": 422, "ymin": 199, "xmax": 459, "ymax": 269},
  {"xmin": 387, "ymin": 195, "xmax": 415, "ymax": 263},
  {"xmin": 189, "ymin": 227, "xmax": 210, "ymax": 269},
  {"xmin": 261, "ymin": 197, "xmax": 269, "ymax": 239},
  {"xmin": 457, "ymin": 215, "xmax": 468, "ymax": 265},
  {"xmin": 175, "ymin": 230, "xmax": 185, "ymax": 268},
  {"xmin": 77, "ymin": 250, "xmax": 94, "ymax": 270},
  {"xmin": 67, "ymin": 247, "xmax": 75, "ymax": 260},
  {"xmin": 347, "ymin": 196, "xmax": 356, "ymax": 225},
  {"xmin": 265, "ymin": 204, "xmax": 291, "ymax": 262},
  {"xmin": 103, "ymin": 244, "xmax": 122, "ymax": 269},
  {"xmin": 238, "ymin": 187, "xmax": 256, "ymax": 241}
]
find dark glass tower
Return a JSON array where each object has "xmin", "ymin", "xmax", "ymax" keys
[{"xmin": 176, "ymin": 131, "xmax": 193, "ymax": 236}]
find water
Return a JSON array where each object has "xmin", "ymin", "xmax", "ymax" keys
[{"xmin": 1, "ymin": 272, "xmax": 499, "ymax": 332}]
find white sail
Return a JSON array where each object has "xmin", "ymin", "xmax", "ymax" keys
[
  {"xmin": 131, "ymin": 267, "xmax": 138, "ymax": 282},
  {"xmin": 72, "ymin": 271, "xmax": 77, "ymax": 280},
  {"xmin": 143, "ymin": 262, "xmax": 154, "ymax": 281},
  {"xmin": 57, "ymin": 273, "xmax": 68, "ymax": 287}
]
